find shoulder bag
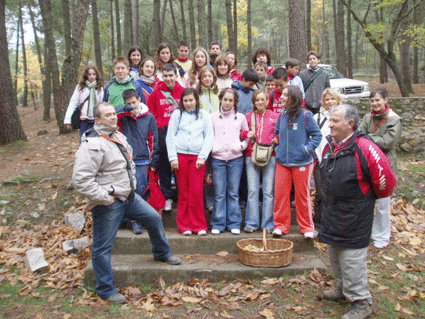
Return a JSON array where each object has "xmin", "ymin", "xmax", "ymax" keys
[{"xmin": 250, "ymin": 112, "xmax": 273, "ymax": 167}]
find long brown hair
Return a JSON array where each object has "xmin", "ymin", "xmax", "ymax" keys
[
  {"xmin": 154, "ymin": 43, "xmax": 175, "ymax": 72},
  {"xmin": 187, "ymin": 47, "xmax": 209, "ymax": 87},
  {"xmin": 79, "ymin": 65, "xmax": 103, "ymax": 90},
  {"xmin": 284, "ymin": 86, "xmax": 303, "ymax": 128},
  {"xmin": 179, "ymin": 88, "xmax": 200, "ymax": 119}
]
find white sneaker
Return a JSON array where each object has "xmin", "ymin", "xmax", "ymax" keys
[
  {"xmin": 164, "ymin": 199, "xmax": 173, "ymax": 211},
  {"xmin": 231, "ymin": 229, "xmax": 240, "ymax": 235},
  {"xmin": 211, "ymin": 229, "xmax": 220, "ymax": 235},
  {"xmin": 273, "ymin": 229, "xmax": 283, "ymax": 236},
  {"xmin": 182, "ymin": 230, "xmax": 192, "ymax": 236},
  {"xmin": 197, "ymin": 230, "xmax": 207, "ymax": 236},
  {"xmin": 303, "ymin": 232, "xmax": 315, "ymax": 239}
]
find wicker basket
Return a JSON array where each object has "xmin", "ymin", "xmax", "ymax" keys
[{"xmin": 237, "ymin": 229, "xmax": 293, "ymax": 268}]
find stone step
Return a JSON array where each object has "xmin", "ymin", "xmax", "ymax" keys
[
  {"xmin": 84, "ymin": 251, "xmax": 326, "ymax": 287},
  {"xmin": 113, "ymin": 225, "xmax": 314, "ymax": 256}
]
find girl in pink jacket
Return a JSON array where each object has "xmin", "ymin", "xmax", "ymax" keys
[{"xmin": 210, "ymin": 88, "xmax": 249, "ymax": 235}]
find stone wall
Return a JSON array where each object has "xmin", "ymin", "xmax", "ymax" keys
[{"xmin": 348, "ymin": 98, "xmax": 425, "ymax": 153}]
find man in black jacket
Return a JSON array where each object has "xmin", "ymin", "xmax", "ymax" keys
[{"xmin": 319, "ymin": 104, "xmax": 396, "ymax": 319}]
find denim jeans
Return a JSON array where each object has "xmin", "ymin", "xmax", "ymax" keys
[
  {"xmin": 245, "ymin": 156, "xmax": 276, "ymax": 231},
  {"xmin": 135, "ymin": 164, "xmax": 148, "ymax": 197},
  {"xmin": 211, "ymin": 157, "xmax": 243, "ymax": 231},
  {"xmin": 91, "ymin": 194, "xmax": 172, "ymax": 299}
]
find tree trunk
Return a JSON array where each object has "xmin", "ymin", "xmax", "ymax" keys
[
  {"xmin": 197, "ymin": 0, "xmax": 207, "ymax": 48},
  {"xmin": 247, "ymin": 0, "xmax": 252, "ymax": 67},
  {"xmin": 399, "ymin": 3, "xmax": 414, "ymax": 93},
  {"xmin": 288, "ymin": 0, "xmax": 306, "ymax": 63},
  {"xmin": 225, "ymin": 0, "xmax": 235, "ymax": 52},
  {"xmin": 42, "ymin": 29, "xmax": 51, "ymax": 121},
  {"xmin": 336, "ymin": 0, "xmax": 346, "ymax": 75},
  {"xmin": 179, "ymin": 0, "xmax": 187, "ymax": 41},
  {"xmin": 91, "ymin": 0, "xmax": 103, "ymax": 77},
  {"xmin": 306, "ymin": 0, "xmax": 311, "ymax": 51},
  {"xmin": 412, "ymin": 0, "xmax": 423, "ymax": 84},
  {"xmin": 61, "ymin": 0, "xmax": 92, "ymax": 127},
  {"xmin": 110, "ymin": 0, "xmax": 115, "ymax": 59},
  {"xmin": 346, "ymin": 0, "xmax": 353, "ymax": 78},
  {"xmin": 124, "ymin": 0, "xmax": 132, "ymax": 51},
  {"xmin": 62, "ymin": 0, "xmax": 72, "ymax": 55},
  {"xmin": 115, "ymin": 0, "xmax": 122, "ymax": 55},
  {"xmin": 0, "ymin": 0, "xmax": 26, "ymax": 144},
  {"xmin": 14, "ymin": 15, "xmax": 19, "ymax": 99},
  {"xmin": 40, "ymin": 0, "xmax": 62, "ymax": 126},
  {"xmin": 161, "ymin": 0, "xmax": 168, "ymax": 42},
  {"xmin": 18, "ymin": 2, "xmax": 28, "ymax": 107},
  {"xmin": 233, "ymin": 0, "xmax": 237, "ymax": 55},
  {"xmin": 322, "ymin": 0, "xmax": 328, "ymax": 62},
  {"xmin": 169, "ymin": 0, "xmax": 179, "ymax": 43},
  {"xmin": 188, "ymin": 0, "xmax": 197, "ymax": 48},
  {"xmin": 151, "ymin": 0, "xmax": 161, "ymax": 52},
  {"xmin": 354, "ymin": 23, "xmax": 359, "ymax": 69},
  {"xmin": 207, "ymin": 0, "xmax": 212, "ymax": 46},
  {"xmin": 135, "ymin": 0, "xmax": 139, "ymax": 45},
  {"xmin": 332, "ymin": 0, "xmax": 337, "ymax": 65}
]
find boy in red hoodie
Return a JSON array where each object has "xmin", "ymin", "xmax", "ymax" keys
[{"xmin": 148, "ymin": 64, "xmax": 185, "ymax": 210}]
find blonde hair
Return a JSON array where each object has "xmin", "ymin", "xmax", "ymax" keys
[
  {"xmin": 321, "ymin": 88, "xmax": 342, "ymax": 106},
  {"xmin": 187, "ymin": 47, "xmax": 210, "ymax": 87}
]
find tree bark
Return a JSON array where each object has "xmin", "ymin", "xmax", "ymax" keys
[
  {"xmin": 151, "ymin": 0, "xmax": 161, "ymax": 52},
  {"xmin": 233, "ymin": 0, "xmax": 237, "ymax": 55},
  {"xmin": 336, "ymin": 0, "xmax": 346, "ymax": 75},
  {"xmin": 115, "ymin": 0, "xmax": 122, "ymax": 55},
  {"xmin": 225, "ymin": 0, "xmax": 235, "ymax": 52},
  {"xmin": 247, "ymin": 0, "xmax": 252, "ymax": 67},
  {"xmin": 161, "ymin": 0, "xmax": 168, "ymax": 42},
  {"xmin": 91, "ymin": 0, "xmax": 103, "ymax": 77},
  {"xmin": 124, "ymin": 0, "xmax": 132, "ymax": 51},
  {"xmin": 42, "ymin": 24, "xmax": 51, "ymax": 121},
  {"xmin": 346, "ymin": 0, "xmax": 353, "ymax": 78},
  {"xmin": 188, "ymin": 0, "xmax": 196, "ymax": 48},
  {"xmin": 169, "ymin": 0, "xmax": 179, "ymax": 43},
  {"xmin": 135, "ymin": 0, "xmax": 139, "ymax": 45},
  {"xmin": 62, "ymin": 0, "xmax": 72, "ymax": 55},
  {"xmin": 18, "ymin": 2, "xmax": 28, "ymax": 107},
  {"xmin": 197, "ymin": 0, "xmax": 207, "ymax": 48},
  {"xmin": 110, "ymin": 0, "xmax": 115, "ymax": 59},
  {"xmin": 0, "ymin": 0, "xmax": 27, "ymax": 144},
  {"xmin": 207, "ymin": 0, "xmax": 212, "ymax": 46},
  {"xmin": 306, "ymin": 0, "xmax": 312, "ymax": 51},
  {"xmin": 179, "ymin": 0, "xmax": 187, "ymax": 41},
  {"xmin": 14, "ymin": 14, "xmax": 19, "ymax": 99},
  {"xmin": 288, "ymin": 0, "xmax": 306, "ymax": 63}
]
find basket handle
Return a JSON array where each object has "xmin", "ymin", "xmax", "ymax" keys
[{"xmin": 262, "ymin": 228, "xmax": 268, "ymax": 251}]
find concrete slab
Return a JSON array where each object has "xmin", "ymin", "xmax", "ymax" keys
[
  {"xmin": 84, "ymin": 251, "xmax": 326, "ymax": 287},
  {"xmin": 112, "ymin": 225, "xmax": 314, "ymax": 255}
]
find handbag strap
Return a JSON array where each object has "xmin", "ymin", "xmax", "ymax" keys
[
  {"xmin": 250, "ymin": 112, "xmax": 256, "ymax": 142},
  {"xmin": 78, "ymin": 95, "xmax": 90, "ymax": 110}
]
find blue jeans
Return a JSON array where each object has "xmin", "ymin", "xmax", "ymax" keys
[
  {"xmin": 245, "ymin": 156, "xmax": 276, "ymax": 231},
  {"xmin": 135, "ymin": 164, "xmax": 148, "ymax": 197},
  {"xmin": 211, "ymin": 157, "xmax": 243, "ymax": 231},
  {"xmin": 91, "ymin": 194, "xmax": 172, "ymax": 299}
]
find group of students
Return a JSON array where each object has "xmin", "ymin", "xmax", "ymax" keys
[{"xmin": 64, "ymin": 42, "xmax": 400, "ymax": 249}]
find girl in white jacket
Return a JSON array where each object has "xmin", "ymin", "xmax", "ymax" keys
[{"xmin": 64, "ymin": 65, "xmax": 104, "ymax": 136}]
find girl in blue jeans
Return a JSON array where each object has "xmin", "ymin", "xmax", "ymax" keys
[
  {"xmin": 210, "ymin": 88, "xmax": 249, "ymax": 234},
  {"xmin": 243, "ymin": 90, "xmax": 279, "ymax": 233}
]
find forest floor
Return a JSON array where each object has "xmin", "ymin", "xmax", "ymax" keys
[{"xmin": 0, "ymin": 83, "xmax": 424, "ymax": 318}]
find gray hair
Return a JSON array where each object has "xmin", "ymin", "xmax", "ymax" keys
[
  {"xmin": 93, "ymin": 102, "xmax": 113, "ymax": 119},
  {"xmin": 331, "ymin": 104, "xmax": 359, "ymax": 130}
]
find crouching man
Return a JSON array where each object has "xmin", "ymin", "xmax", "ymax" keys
[
  {"xmin": 319, "ymin": 104, "xmax": 396, "ymax": 319},
  {"xmin": 72, "ymin": 102, "xmax": 181, "ymax": 304}
]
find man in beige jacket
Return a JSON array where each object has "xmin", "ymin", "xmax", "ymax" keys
[{"xmin": 72, "ymin": 102, "xmax": 181, "ymax": 304}]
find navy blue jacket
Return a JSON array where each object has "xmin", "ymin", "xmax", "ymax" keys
[
  {"xmin": 116, "ymin": 103, "xmax": 159, "ymax": 167},
  {"xmin": 273, "ymin": 109, "xmax": 322, "ymax": 167}
]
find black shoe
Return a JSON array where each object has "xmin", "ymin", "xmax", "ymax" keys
[{"xmin": 131, "ymin": 221, "xmax": 144, "ymax": 234}]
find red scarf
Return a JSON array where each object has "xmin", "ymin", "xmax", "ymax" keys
[{"xmin": 177, "ymin": 57, "xmax": 188, "ymax": 62}]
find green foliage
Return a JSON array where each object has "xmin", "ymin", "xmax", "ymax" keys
[
  {"xmin": 363, "ymin": 21, "xmax": 388, "ymax": 44},
  {"xmin": 404, "ymin": 23, "xmax": 425, "ymax": 48}
]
